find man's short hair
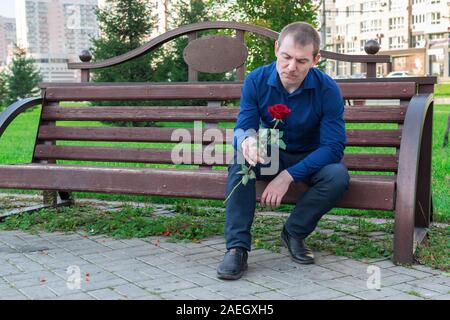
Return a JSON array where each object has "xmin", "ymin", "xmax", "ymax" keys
[{"xmin": 278, "ymin": 22, "xmax": 321, "ymax": 57}]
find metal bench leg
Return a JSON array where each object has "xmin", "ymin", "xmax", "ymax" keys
[
  {"xmin": 394, "ymin": 207, "xmax": 414, "ymax": 265},
  {"xmin": 394, "ymin": 205, "xmax": 427, "ymax": 264},
  {"xmin": 43, "ymin": 190, "xmax": 57, "ymax": 206},
  {"xmin": 43, "ymin": 191, "xmax": 74, "ymax": 206}
]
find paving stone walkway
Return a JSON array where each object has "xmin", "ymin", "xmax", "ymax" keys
[
  {"xmin": 0, "ymin": 195, "xmax": 449, "ymax": 300},
  {"xmin": 1, "ymin": 230, "xmax": 449, "ymax": 300}
]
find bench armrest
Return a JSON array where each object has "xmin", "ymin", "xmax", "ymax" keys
[
  {"xmin": 395, "ymin": 93, "xmax": 433, "ymax": 263},
  {"xmin": 397, "ymin": 93, "xmax": 433, "ymax": 197},
  {"xmin": 0, "ymin": 97, "xmax": 42, "ymax": 139}
]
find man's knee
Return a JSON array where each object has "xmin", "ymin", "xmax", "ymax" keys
[{"xmin": 315, "ymin": 163, "xmax": 350, "ymax": 191}]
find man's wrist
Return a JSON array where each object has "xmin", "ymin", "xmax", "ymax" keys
[{"xmin": 280, "ymin": 170, "xmax": 294, "ymax": 184}]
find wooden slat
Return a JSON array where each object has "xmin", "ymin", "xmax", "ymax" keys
[
  {"xmin": 34, "ymin": 145, "xmax": 399, "ymax": 172},
  {"xmin": 38, "ymin": 126, "xmax": 224, "ymax": 144},
  {"xmin": 38, "ymin": 126, "xmax": 402, "ymax": 147},
  {"xmin": 41, "ymin": 106, "xmax": 240, "ymax": 122},
  {"xmin": 335, "ymin": 76, "xmax": 436, "ymax": 86},
  {"xmin": 344, "ymin": 106, "xmax": 406, "ymax": 123},
  {"xmin": 0, "ymin": 164, "xmax": 396, "ymax": 210},
  {"xmin": 34, "ymin": 145, "xmax": 228, "ymax": 165},
  {"xmin": 43, "ymin": 83, "xmax": 244, "ymax": 101},
  {"xmin": 343, "ymin": 154, "xmax": 398, "ymax": 171},
  {"xmin": 339, "ymin": 82, "xmax": 415, "ymax": 99},
  {"xmin": 41, "ymin": 82, "xmax": 416, "ymax": 101},
  {"xmin": 346, "ymin": 129, "xmax": 402, "ymax": 147},
  {"xmin": 41, "ymin": 105, "xmax": 407, "ymax": 123}
]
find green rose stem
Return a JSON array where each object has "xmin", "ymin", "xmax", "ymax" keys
[
  {"xmin": 223, "ymin": 175, "xmax": 244, "ymax": 204},
  {"xmin": 273, "ymin": 119, "xmax": 281, "ymax": 128}
]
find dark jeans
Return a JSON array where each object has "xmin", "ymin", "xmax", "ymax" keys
[{"xmin": 224, "ymin": 149, "xmax": 350, "ymax": 251}]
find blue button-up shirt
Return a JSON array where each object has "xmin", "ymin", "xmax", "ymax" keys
[{"xmin": 233, "ymin": 61, "xmax": 346, "ymax": 183}]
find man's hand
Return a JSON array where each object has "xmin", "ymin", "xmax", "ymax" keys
[
  {"xmin": 241, "ymin": 136, "xmax": 265, "ymax": 167},
  {"xmin": 261, "ymin": 170, "xmax": 294, "ymax": 209}
]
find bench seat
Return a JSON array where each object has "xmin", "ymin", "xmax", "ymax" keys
[{"xmin": 0, "ymin": 163, "xmax": 396, "ymax": 211}]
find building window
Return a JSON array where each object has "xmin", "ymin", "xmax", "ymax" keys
[
  {"xmin": 360, "ymin": 39, "xmax": 367, "ymax": 51},
  {"xmin": 389, "ymin": 0, "xmax": 404, "ymax": 10},
  {"xmin": 360, "ymin": 19, "xmax": 382, "ymax": 32},
  {"xmin": 372, "ymin": 19, "xmax": 382, "ymax": 31},
  {"xmin": 389, "ymin": 36, "xmax": 405, "ymax": 49},
  {"xmin": 346, "ymin": 42, "xmax": 356, "ymax": 53},
  {"xmin": 360, "ymin": 1, "xmax": 378, "ymax": 12},
  {"xmin": 360, "ymin": 21, "xmax": 367, "ymax": 33},
  {"xmin": 430, "ymin": 12, "xmax": 441, "ymax": 24},
  {"xmin": 389, "ymin": 17, "xmax": 404, "ymax": 30},
  {"xmin": 413, "ymin": 14, "xmax": 425, "ymax": 24},
  {"xmin": 412, "ymin": 35, "xmax": 425, "ymax": 48},
  {"xmin": 346, "ymin": 5, "xmax": 355, "ymax": 17},
  {"xmin": 336, "ymin": 25, "xmax": 345, "ymax": 35},
  {"xmin": 429, "ymin": 33, "xmax": 445, "ymax": 40}
]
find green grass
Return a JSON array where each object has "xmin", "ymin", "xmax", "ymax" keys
[
  {"xmin": 0, "ymin": 203, "xmax": 225, "ymax": 241},
  {"xmin": 405, "ymin": 290, "xmax": 425, "ymax": 298},
  {"xmin": 435, "ymin": 83, "xmax": 450, "ymax": 97},
  {"xmin": 415, "ymin": 226, "xmax": 450, "ymax": 271},
  {"xmin": 1, "ymin": 199, "xmax": 447, "ymax": 271}
]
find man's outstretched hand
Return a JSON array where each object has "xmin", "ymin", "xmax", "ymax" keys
[{"xmin": 261, "ymin": 170, "xmax": 294, "ymax": 209}]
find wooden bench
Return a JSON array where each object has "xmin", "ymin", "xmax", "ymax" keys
[{"xmin": 0, "ymin": 22, "xmax": 436, "ymax": 264}]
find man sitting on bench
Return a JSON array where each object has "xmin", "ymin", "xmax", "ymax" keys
[{"xmin": 217, "ymin": 22, "xmax": 350, "ymax": 280}]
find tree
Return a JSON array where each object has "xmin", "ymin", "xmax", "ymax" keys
[
  {"xmin": 90, "ymin": 0, "xmax": 156, "ymax": 83},
  {"xmin": 1, "ymin": 47, "xmax": 42, "ymax": 107},
  {"xmin": 214, "ymin": 0, "xmax": 319, "ymax": 72},
  {"xmin": 89, "ymin": 0, "xmax": 160, "ymax": 126},
  {"xmin": 0, "ymin": 71, "xmax": 7, "ymax": 111}
]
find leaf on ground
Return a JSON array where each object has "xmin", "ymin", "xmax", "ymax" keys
[{"xmin": 151, "ymin": 239, "xmax": 161, "ymax": 246}]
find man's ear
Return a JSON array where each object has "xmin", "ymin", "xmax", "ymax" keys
[
  {"xmin": 312, "ymin": 52, "xmax": 321, "ymax": 66},
  {"xmin": 274, "ymin": 40, "xmax": 280, "ymax": 57}
]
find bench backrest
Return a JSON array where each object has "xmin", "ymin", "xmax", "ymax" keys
[
  {"xmin": 34, "ymin": 81, "xmax": 415, "ymax": 177},
  {"xmin": 35, "ymin": 22, "xmax": 430, "ymax": 184}
]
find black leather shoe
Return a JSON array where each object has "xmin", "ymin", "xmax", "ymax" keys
[
  {"xmin": 217, "ymin": 247, "xmax": 248, "ymax": 280},
  {"xmin": 281, "ymin": 226, "xmax": 315, "ymax": 264}
]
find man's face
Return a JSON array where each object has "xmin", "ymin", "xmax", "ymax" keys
[{"xmin": 275, "ymin": 34, "xmax": 320, "ymax": 90}]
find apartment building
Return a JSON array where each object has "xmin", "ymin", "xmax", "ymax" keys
[
  {"xmin": 15, "ymin": 0, "xmax": 99, "ymax": 82},
  {"xmin": 321, "ymin": 0, "xmax": 450, "ymax": 81},
  {"xmin": 0, "ymin": 16, "xmax": 16, "ymax": 67}
]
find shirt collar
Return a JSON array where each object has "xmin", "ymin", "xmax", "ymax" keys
[
  {"xmin": 267, "ymin": 61, "xmax": 316, "ymax": 95},
  {"xmin": 267, "ymin": 62, "xmax": 281, "ymax": 89}
]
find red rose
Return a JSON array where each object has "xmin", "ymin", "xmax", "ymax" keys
[{"xmin": 268, "ymin": 104, "xmax": 291, "ymax": 120}]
